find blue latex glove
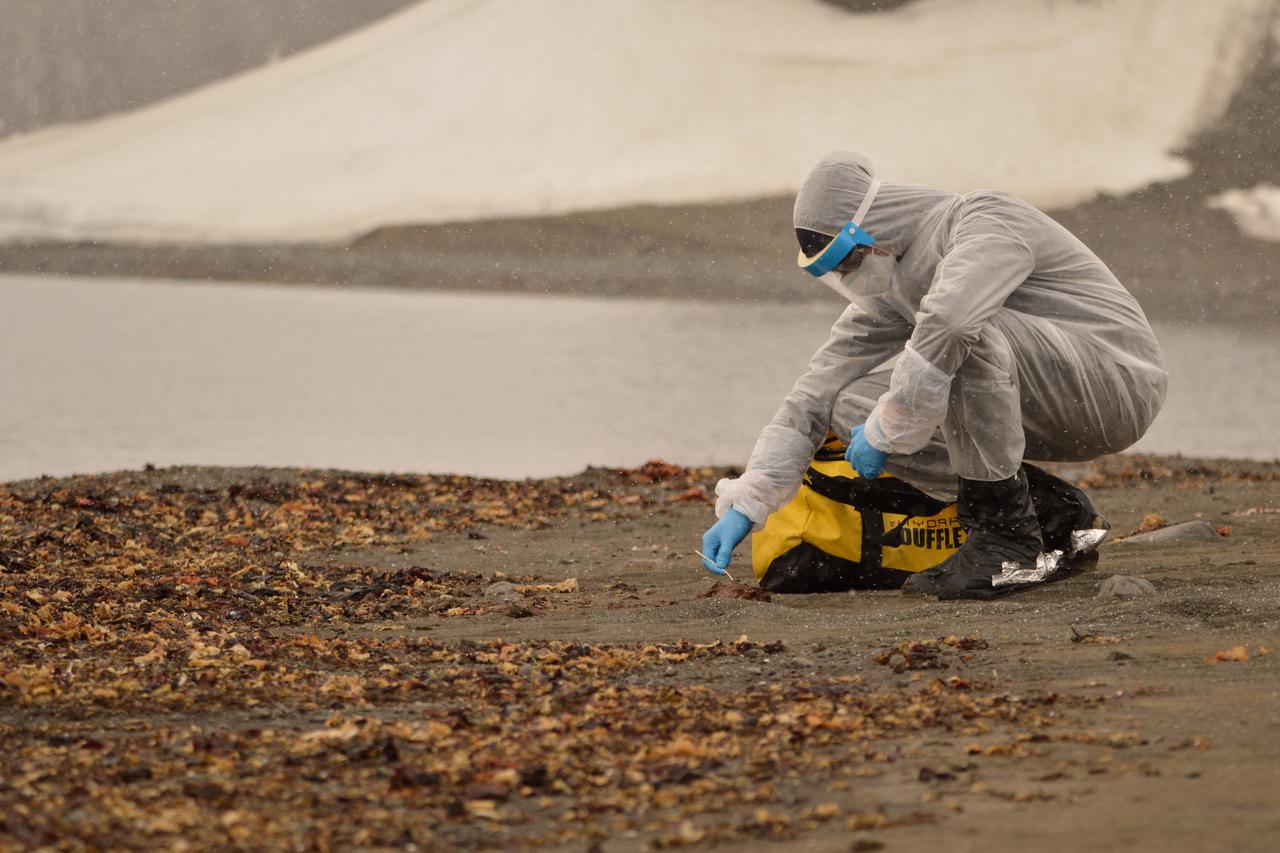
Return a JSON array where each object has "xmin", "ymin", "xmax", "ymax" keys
[
  {"xmin": 700, "ymin": 508, "xmax": 753, "ymax": 576},
  {"xmin": 846, "ymin": 424, "xmax": 890, "ymax": 480}
]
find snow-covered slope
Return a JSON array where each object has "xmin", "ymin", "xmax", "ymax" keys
[
  {"xmin": 1210, "ymin": 185, "xmax": 1280, "ymax": 240},
  {"xmin": 0, "ymin": 0, "xmax": 1270, "ymax": 244}
]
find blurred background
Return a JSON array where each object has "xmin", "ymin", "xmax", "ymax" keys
[{"xmin": 0, "ymin": 0, "xmax": 1277, "ymax": 481}]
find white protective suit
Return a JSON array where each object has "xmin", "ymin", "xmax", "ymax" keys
[{"xmin": 717, "ymin": 151, "xmax": 1168, "ymax": 528}]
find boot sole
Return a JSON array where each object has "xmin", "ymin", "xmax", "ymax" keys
[{"xmin": 941, "ymin": 549, "xmax": 1099, "ymax": 601}]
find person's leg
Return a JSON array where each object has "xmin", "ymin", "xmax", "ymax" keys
[
  {"xmin": 901, "ymin": 318, "xmax": 1039, "ymax": 597},
  {"xmin": 904, "ymin": 311, "xmax": 1154, "ymax": 599},
  {"xmin": 938, "ymin": 316, "xmax": 1026, "ymax": 481},
  {"xmin": 994, "ymin": 310, "xmax": 1165, "ymax": 463},
  {"xmin": 937, "ymin": 309, "xmax": 1165, "ymax": 472}
]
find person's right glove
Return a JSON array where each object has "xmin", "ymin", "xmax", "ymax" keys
[
  {"xmin": 846, "ymin": 423, "xmax": 890, "ymax": 480},
  {"xmin": 700, "ymin": 508, "xmax": 753, "ymax": 576}
]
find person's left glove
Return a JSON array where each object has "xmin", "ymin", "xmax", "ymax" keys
[
  {"xmin": 701, "ymin": 508, "xmax": 753, "ymax": 576},
  {"xmin": 846, "ymin": 423, "xmax": 890, "ymax": 480}
]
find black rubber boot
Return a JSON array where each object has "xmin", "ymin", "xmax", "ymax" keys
[
  {"xmin": 902, "ymin": 468, "xmax": 1044, "ymax": 600},
  {"xmin": 1023, "ymin": 463, "xmax": 1109, "ymax": 562}
]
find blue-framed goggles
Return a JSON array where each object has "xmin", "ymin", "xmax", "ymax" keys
[{"xmin": 797, "ymin": 178, "xmax": 881, "ymax": 277}]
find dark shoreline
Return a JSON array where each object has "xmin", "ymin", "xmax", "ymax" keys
[{"xmin": 2, "ymin": 47, "xmax": 1278, "ymax": 326}]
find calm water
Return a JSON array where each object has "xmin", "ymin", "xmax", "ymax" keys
[{"xmin": 0, "ymin": 274, "xmax": 1275, "ymax": 482}]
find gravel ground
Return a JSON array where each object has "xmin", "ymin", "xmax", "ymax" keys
[{"xmin": 2, "ymin": 455, "xmax": 1278, "ymax": 850}]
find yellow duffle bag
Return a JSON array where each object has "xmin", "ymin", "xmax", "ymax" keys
[{"xmin": 752, "ymin": 439, "xmax": 964, "ymax": 592}]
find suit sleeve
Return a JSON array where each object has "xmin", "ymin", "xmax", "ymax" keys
[{"xmin": 716, "ymin": 297, "xmax": 911, "ymax": 528}]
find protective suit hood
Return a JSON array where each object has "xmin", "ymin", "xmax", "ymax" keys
[{"xmin": 793, "ymin": 151, "xmax": 955, "ymax": 256}]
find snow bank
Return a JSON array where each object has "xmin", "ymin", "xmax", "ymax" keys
[
  {"xmin": 1209, "ymin": 185, "xmax": 1280, "ymax": 241},
  {"xmin": 0, "ymin": 0, "xmax": 1271, "ymax": 244}
]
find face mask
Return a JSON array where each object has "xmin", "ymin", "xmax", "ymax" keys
[
  {"xmin": 840, "ymin": 247, "xmax": 896, "ymax": 297},
  {"xmin": 818, "ymin": 247, "xmax": 896, "ymax": 301}
]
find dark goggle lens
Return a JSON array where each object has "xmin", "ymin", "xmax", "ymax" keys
[{"xmin": 795, "ymin": 228, "xmax": 831, "ymax": 258}]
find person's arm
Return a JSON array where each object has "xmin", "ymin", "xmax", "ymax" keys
[
  {"xmin": 717, "ymin": 297, "xmax": 912, "ymax": 529},
  {"xmin": 864, "ymin": 194, "xmax": 1035, "ymax": 455}
]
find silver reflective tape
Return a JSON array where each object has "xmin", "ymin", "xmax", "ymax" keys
[
  {"xmin": 1069, "ymin": 528, "xmax": 1109, "ymax": 555},
  {"xmin": 992, "ymin": 550, "xmax": 1064, "ymax": 588}
]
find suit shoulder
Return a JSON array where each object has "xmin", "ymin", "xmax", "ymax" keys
[{"xmin": 957, "ymin": 189, "xmax": 1033, "ymax": 211}]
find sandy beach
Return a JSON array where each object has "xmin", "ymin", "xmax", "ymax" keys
[{"xmin": 2, "ymin": 454, "xmax": 1278, "ymax": 849}]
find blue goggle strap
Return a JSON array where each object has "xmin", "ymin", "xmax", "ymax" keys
[{"xmin": 797, "ymin": 178, "xmax": 881, "ymax": 277}]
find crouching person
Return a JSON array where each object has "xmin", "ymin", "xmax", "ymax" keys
[{"xmin": 701, "ymin": 151, "xmax": 1167, "ymax": 600}]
